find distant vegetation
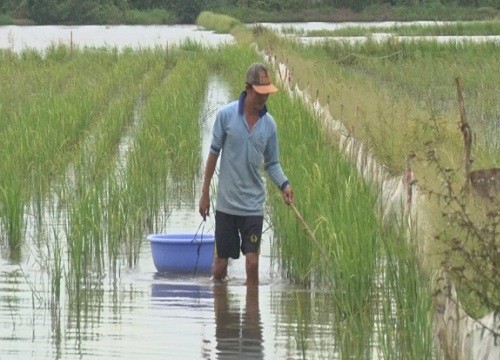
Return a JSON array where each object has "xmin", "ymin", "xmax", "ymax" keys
[{"xmin": 0, "ymin": 0, "xmax": 498, "ymax": 25}]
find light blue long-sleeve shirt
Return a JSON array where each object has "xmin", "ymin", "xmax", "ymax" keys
[{"xmin": 210, "ymin": 92, "xmax": 288, "ymax": 216}]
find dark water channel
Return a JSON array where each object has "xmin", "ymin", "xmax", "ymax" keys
[{"xmin": 0, "ymin": 26, "xmax": 338, "ymax": 358}]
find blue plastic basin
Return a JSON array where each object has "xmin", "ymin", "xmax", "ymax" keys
[{"xmin": 147, "ymin": 233, "xmax": 215, "ymax": 273}]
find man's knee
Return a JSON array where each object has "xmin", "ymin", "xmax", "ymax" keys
[{"xmin": 245, "ymin": 253, "xmax": 259, "ymax": 272}]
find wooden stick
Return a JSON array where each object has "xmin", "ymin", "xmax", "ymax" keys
[
  {"xmin": 290, "ymin": 203, "xmax": 327, "ymax": 259},
  {"xmin": 455, "ymin": 77, "xmax": 472, "ymax": 190}
]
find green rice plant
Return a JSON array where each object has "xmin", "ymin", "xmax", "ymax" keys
[
  {"xmin": 0, "ymin": 48, "xmax": 115, "ymax": 187},
  {"xmin": 0, "ymin": 48, "xmax": 171, "ymax": 302},
  {"xmin": 0, "ymin": 170, "xmax": 25, "ymax": 260},
  {"xmin": 267, "ymin": 87, "xmax": 380, "ymax": 317},
  {"xmin": 333, "ymin": 307, "xmax": 373, "ymax": 359},
  {"xmin": 118, "ymin": 48, "xmax": 209, "ymax": 255},
  {"xmin": 103, "ymin": 176, "xmax": 125, "ymax": 273},
  {"xmin": 65, "ymin": 183, "xmax": 106, "ymax": 294},
  {"xmin": 376, "ymin": 226, "xmax": 436, "ymax": 360},
  {"xmin": 46, "ymin": 223, "xmax": 65, "ymax": 305},
  {"xmin": 59, "ymin": 49, "xmax": 168, "ymax": 282}
]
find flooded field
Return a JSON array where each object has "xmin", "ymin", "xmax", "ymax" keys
[
  {"xmin": 0, "ymin": 24, "xmax": 447, "ymax": 359},
  {"xmin": 0, "ymin": 32, "xmax": 336, "ymax": 356}
]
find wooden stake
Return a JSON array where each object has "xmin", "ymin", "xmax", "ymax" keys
[{"xmin": 455, "ymin": 77, "xmax": 472, "ymax": 189}]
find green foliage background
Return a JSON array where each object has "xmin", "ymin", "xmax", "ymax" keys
[{"xmin": 0, "ymin": 0, "xmax": 498, "ymax": 25}]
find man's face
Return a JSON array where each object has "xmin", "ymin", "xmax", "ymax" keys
[{"xmin": 247, "ymin": 85, "xmax": 269, "ymax": 110}]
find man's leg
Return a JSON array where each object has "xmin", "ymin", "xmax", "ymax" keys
[
  {"xmin": 213, "ymin": 211, "xmax": 238, "ymax": 282},
  {"xmin": 241, "ymin": 215, "xmax": 263, "ymax": 286},
  {"xmin": 213, "ymin": 257, "xmax": 228, "ymax": 281},
  {"xmin": 245, "ymin": 252, "xmax": 259, "ymax": 286}
]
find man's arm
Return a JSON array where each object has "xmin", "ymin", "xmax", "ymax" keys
[{"xmin": 199, "ymin": 152, "xmax": 218, "ymax": 220}]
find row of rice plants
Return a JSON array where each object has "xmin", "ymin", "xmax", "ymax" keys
[
  {"xmin": 0, "ymin": 46, "xmax": 183, "ymax": 296},
  {"xmin": 105, "ymin": 51, "xmax": 209, "ymax": 273},
  {"xmin": 0, "ymin": 46, "xmax": 135, "ymax": 256},
  {"xmin": 0, "ymin": 46, "xmax": 83, "ymax": 133},
  {"xmin": 0, "ymin": 48, "xmax": 81, "ymax": 251},
  {"xmin": 268, "ymin": 88, "xmax": 378, "ymax": 301},
  {"xmin": 264, "ymin": 64, "xmax": 436, "ymax": 358},
  {"xmin": 61, "ymin": 49, "xmax": 168, "ymax": 298},
  {"xmin": 42, "ymin": 46, "xmax": 210, "ymax": 302}
]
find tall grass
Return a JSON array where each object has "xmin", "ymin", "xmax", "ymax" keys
[
  {"xmin": 253, "ymin": 31, "xmax": 499, "ymax": 173},
  {"xmin": 250, "ymin": 31, "xmax": 498, "ymax": 320},
  {"xmin": 268, "ymin": 87, "xmax": 379, "ymax": 297}
]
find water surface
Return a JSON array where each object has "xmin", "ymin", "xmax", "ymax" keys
[{"xmin": 0, "ymin": 25, "xmax": 233, "ymax": 52}]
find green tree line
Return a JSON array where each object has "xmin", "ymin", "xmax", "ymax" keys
[{"xmin": 1, "ymin": 0, "xmax": 499, "ymax": 26}]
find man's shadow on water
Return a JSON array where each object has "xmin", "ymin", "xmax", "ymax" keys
[{"xmin": 213, "ymin": 284, "xmax": 264, "ymax": 359}]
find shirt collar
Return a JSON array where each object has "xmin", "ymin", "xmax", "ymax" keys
[{"xmin": 238, "ymin": 91, "xmax": 268, "ymax": 118}]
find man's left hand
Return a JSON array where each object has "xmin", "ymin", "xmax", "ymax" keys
[{"xmin": 282, "ymin": 184, "xmax": 294, "ymax": 205}]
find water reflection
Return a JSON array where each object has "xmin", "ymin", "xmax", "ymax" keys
[
  {"xmin": 151, "ymin": 282, "xmax": 212, "ymax": 309},
  {"xmin": 213, "ymin": 285, "xmax": 264, "ymax": 359}
]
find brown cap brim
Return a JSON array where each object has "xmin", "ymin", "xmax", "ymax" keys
[{"xmin": 253, "ymin": 84, "xmax": 278, "ymax": 94}]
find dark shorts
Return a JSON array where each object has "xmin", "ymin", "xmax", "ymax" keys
[{"xmin": 214, "ymin": 211, "xmax": 264, "ymax": 259}]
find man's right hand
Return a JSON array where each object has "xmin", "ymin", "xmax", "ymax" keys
[{"xmin": 199, "ymin": 192, "xmax": 210, "ymax": 221}]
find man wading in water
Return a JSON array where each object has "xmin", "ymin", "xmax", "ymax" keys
[{"xmin": 199, "ymin": 62, "xmax": 294, "ymax": 286}]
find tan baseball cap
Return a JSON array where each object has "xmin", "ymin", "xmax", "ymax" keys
[{"xmin": 246, "ymin": 63, "xmax": 278, "ymax": 94}]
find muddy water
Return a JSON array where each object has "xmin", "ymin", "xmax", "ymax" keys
[{"xmin": 0, "ymin": 27, "xmax": 337, "ymax": 358}]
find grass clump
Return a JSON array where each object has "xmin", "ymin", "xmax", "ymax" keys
[{"xmin": 196, "ymin": 11, "xmax": 242, "ymax": 34}]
